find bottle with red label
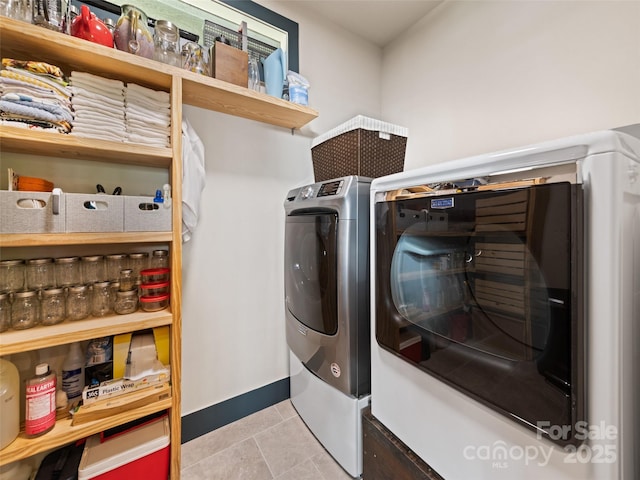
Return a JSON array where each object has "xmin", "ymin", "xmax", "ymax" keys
[{"xmin": 25, "ymin": 363, "xmax": 56, "ymax": 437}]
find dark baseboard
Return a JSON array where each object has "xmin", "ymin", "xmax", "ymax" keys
[{"xmin": 181, "ymin": 377, "xmax": 290, "ymax": 444}]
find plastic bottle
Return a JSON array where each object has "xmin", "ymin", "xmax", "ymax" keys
[
  {"xmin": 25, "ymin": 363, "xmax": 56, "ymax": 437},
  {"xmin": 62, "ymin": 342, "xmax": 85, "ymax": 401},
  {"xmin": 0, "ymin": 358, "xmax": 20, "ymax": 450}
]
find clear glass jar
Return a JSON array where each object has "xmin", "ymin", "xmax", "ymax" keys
[
  {"xmin": 128, "ymin": 252, "xmax": 149, "ymax": 285},
  {"xmin": 118, "ymin": 269, "xmax": 135, "ymax": 292},
  {"xmin": 153, "ymin": 19, "xmax": 181, "ymax": 67},
  {"xmin": 54, "ymin": 256, "xmax": 81, "ymax": 288},
  {"xmin": 32, "ymin": 0, "xmax": 63, "ymax": 31},
  {"xmin": 114, "ymin": 4, "xmax": 154, "ymax": 58},
  {"xmin": 66, "ymin": 285, "xmax": 91, "ymax": 321},
  {"xmin": 0, "ymin": 292, "xmax": 11, "ymax": 332},
  {"xmin": 105, "ymin": 254, "xmax": 127, "ymax": 282},
  {"xmin": 114, "ymin": 289, "xmax": 138, "ymax": 315},
  {"xmin": 80, "ymin": 255, "xmax": 105, "ymax": 284},
  {"xmin": 40, "ymin": 287, "xmax": 66, "ymax": 326},
  {"xmin": 26, "ymin": 258, "xmax": 54, "ymax": 290},
  {"xmin": 150, "ymin": 249, "xmax": 169, "ymax": 269},
  {"xmin": 91, "ymin": 281, "xmax": 112, "ymax": 317},
  {"xmin": 11, "ymin": 290, "xmax": 39, "ymax": 330},
  {"xmin": 0, "ymin": 259, "xmax": 25, "ymax": 293},
  {"xmin": 182, "ymin": 42, "xmax": 209, "ymax": 75}
]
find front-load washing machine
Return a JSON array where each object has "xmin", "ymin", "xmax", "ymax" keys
[{"xmin": 284, "ymin": 175, "xmax": 371, "ymax": 478}]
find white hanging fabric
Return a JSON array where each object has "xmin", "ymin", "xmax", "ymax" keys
[{"xmin": 181, "ymin": 118, "xmax": 206, "ymax": 242}]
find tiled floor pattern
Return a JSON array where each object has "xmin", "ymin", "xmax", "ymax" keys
[{"xmin": 181, "ymin": 400, "xmax": 353, "ymax": 480}]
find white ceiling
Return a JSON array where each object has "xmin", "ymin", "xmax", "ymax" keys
[{"xmin": 292, "ymin": 0, "xmax": 444, "ymax": 47}]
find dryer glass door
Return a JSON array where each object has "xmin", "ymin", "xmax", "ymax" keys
[{"xmin": 285, "ymin": 211, "xmax": 338, "ymax": 335}]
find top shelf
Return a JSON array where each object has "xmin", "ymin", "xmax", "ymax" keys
[{"xmin": 0, "ymin": 17, "xmax": 318, "ymax": 130}]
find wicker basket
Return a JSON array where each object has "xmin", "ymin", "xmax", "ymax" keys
[{"xmin": 311, "ymin": 116, "xmax": 408, "ymax": 181}]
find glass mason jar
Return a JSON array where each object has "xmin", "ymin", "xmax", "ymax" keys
[
  {"xmin": 128, "ymin": 252, "xmax": 148, "ymax": 285},
  {"xmin": 118, "ymin": 269, "xmax": 135, "ymax": 292},
  {"xmin": 0, "ymin": 259, "xmax": 25, "ymax": 293},
  {"xmin": 105, "ymin": 254, "xmax": 127, "ymax": 282},
  {"xmin": 153, "ymin": 19, "xmax": 181, "ymax": 67},
  {"xmin": 40, "ymin": 287, "xmax": 66, "ymax": 326},
  {"xmin": 0, "ymin": 292, "xmax": 11, "ymax": 332},
  {"xmin": 80, "ymin": 255, "xmax": 105, "ymax": 284},
  {"xmin": 91, "ymin": 281, "xmax": 112, "ymax": 317},
  {"xmin": 66, "ymin": 285, "xmax": 91, "ymax": 321},
  {"xmin": 114, "ymin": 4, "xmax": 154, "ymax": 58},
  {"xmin": 26, "ymin": 258, "xmax": 54, "ymax": 290},
  {"xmin": 114, "ymin": 289, "xmax": 138, "ymax": 315},
  {"xmin": 150, "ymin": 249, "xmax": 169, "ymax": 269},
  {"xmin": 54, "ymin": 256, "xmax": 81, "ymax": 288},
  {"xmin": 11, "ymin": 290, "xmax": 39, "ymax": 330}
]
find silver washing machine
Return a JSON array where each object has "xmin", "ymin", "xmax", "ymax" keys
[{"xmin": 284, "ymin": 175, "xmax": 371, "ymax": 478}]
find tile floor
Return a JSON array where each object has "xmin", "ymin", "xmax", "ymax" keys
[{"xmin": 181, "ymin": 400, "xmax": 353, "ymax": 480}]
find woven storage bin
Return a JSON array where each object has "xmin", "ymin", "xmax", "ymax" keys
[{"xmin": 311, "ymin": 116, "xmax": 408, "ymax": 181}]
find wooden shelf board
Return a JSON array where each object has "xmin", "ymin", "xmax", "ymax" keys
[
  {"xmin": 181, "ymin": 72, "xmax": 318, "ymax": 129},
  {"xmin": 1, "ymin": 17, "xmax": 318, "ymax": 131},
  {"xmin": 0, "ymin": 310, "xmax": 172, "ymax": 356},
  {"xmin": 0, "ymin": 126, "xmax": 172, "ymax": 167},
  {"xmin": 0, "ymin": 17, "xmax": 172, "ymax": 91},
  {"xmin": 0, "ymin": 232, "xmax": 173, "ymax": 248},
  {"xmin": 0, "ymin": 397, "xmax": 172, "ymax": 466}
]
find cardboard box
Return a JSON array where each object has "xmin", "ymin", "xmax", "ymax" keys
[
  {"xmin": 311, "ymin": 115, "xmax": 408, "ymax": 182},
  {"xmin": 210, "ymin": 41, "xmax": 248, "ymax": 87},
  {"xmin": 113, "ymin": 326, "xmax": 170, "ymax": 380},
  {"xmin": 0, "ymin": 190, "xmax": 65, "ymax": 233},
  {"xmin": 78, "ymin": 416, "xmax": 170, "ymax": 480},
  {"xmin": 65, "ymin": 193, "xmax": 124, "ymax": 233},
  {"xmin": 82, "ymin": 370, "xmax": 170, "ymax": 404},
  {"xmin": 124, "ymin": 196, "xmax": 172, "ymax": 232}
]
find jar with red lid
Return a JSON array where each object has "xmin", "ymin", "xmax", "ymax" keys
[
  {"xmin": 139, "ymin": 281, "xmax": 170, "ymax": 297},
  {"xmin": 140, "ymin": 268, "xmax": 170, "ymax": 284},
  {"xmin": 139, "ymin": 293, "xmax": 170, "ymax": 312}
]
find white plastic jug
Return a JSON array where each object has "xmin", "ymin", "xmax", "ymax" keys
[
  {"xmin": 262, "ymin": 48, "xmax": 286, "ymax": 98},
  {"xmin": 0, "ymin": 358, "xmax": 19, "ymax": 450}
]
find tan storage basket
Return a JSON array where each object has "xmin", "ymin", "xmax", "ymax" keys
[{"xmin": 311, "ymin": 116, "xmax": 408, "ymax": 181}]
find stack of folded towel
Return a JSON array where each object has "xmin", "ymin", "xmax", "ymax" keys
[
  {"xmin": 124, "ymin": 83, "xmax": 171, "ymax": 148},
  {"xmin": 0, "ymin": 58, "xmax": 73, "ymax": 133},
  {"xmin": 69, "ymin": 71, "xmax": 126, "ymax": 142}
]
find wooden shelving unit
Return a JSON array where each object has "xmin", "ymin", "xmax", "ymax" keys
[{"xmin": 0, "ymin": 15, "xmax": 318, "ymax": 478}]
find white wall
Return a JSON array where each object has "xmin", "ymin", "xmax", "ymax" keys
[
  {"xmin": 381, "ymin": 0, "xmax": 640, "ymax": 170},
  {"xmin": 180, "ymin": 2, "xmax": 381, "ymax": 415}
]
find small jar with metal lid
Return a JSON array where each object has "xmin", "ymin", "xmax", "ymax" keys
[
  {"xmin": 105, "ymin": 254, "xmax": 128, "ymax": 282},
  {"xmin": 11, "ymin": 290, "xmax": 40, "ymax": 330},
  {"xmin": 26, "ymin": 258, "xmax": 55, "ymax": 290},
  {"xmin": 0, "ymin": 292, "xmax": 11, "ymax": 332},
  {"xmin": 150, "ymin": 249, "xmax": 169, "ymax": 269},
  {"xmin": 91, "ymin": 281, "xmax": 113, "ymax": 317},
  {"xmin": 0, "ymin": 259, "xmax": 25, "ymax": 293},
  {"xmin": 114, "ymin": 290, "xmax": 138, "ymax": 315},
  {"xmin": 80, "ymin": 255, "xmax": 105, "ymax": 284},
  {"xmin": 54, "ymin": 256, "xmax": 81, "ymax": 288},
  {"xmin": 66, "ymin": 285, "xmax": 91, "ymax": 321},
  {"xmin": 40, "ymin": 287, "xmax": 66, "ymax": 326},
  {"xmin": 118, "ymin": 269, "xmax": 135, "ymax": 292}
]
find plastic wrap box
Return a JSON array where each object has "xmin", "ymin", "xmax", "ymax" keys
[
  {"xmin": 0, "ymin": 190, "xmax": 65, "ymax": 233},
  {"xmin": 311, "ymin": 115, "xmax": 408, "ymax": 182},
  {"xmin": 65, "ymin": 194, "xmax": 124, "ymax": 233},
  {"xmin": 78, "ymin": 416, "xmax": 170, "ymax": 480},
  {"xmin": 124, "ymin": 196, "xmax": 172, "ymax": 232}
]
